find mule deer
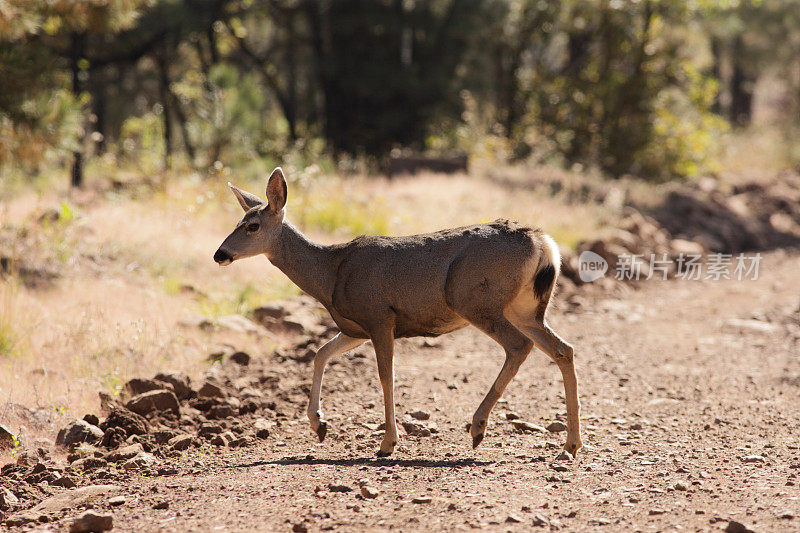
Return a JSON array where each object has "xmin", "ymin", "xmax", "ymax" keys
[{"xmin": 214, "ymin": 168, "xmax": 582, "ymax": 457}]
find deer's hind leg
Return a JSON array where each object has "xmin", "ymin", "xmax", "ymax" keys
[
  {"xmin": 507, "ymin": 296, "xmax": 582, "ymax": 455},
  {"xmin": 460, "ymin": 310, "xmax": 534, "ymax": 448},
  {"xmin": 307, "ymin": 332, "xmax": 366, "ymax": 442}
]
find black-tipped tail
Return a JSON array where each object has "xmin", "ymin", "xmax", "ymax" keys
[{"xmin": 533, "ymin": 264, "xmax": 556, "ymax": 300}]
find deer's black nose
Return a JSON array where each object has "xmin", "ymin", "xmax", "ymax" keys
[{"xmin": 214, "ymin": 248, "xmax": 232, "ymax": 264}]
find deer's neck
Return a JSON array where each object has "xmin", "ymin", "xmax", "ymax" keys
[{"xmin": 267, "ymin": 221, "xmax": 338, "ymax": 306}]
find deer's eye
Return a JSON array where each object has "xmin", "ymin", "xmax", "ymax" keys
[{"xmin": 245, "ymin": 223, "xmax": 260, "ymax": 233}]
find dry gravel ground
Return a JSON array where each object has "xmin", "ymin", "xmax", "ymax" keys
[{"xmin": 5, "ymin": 249, "xmax": 800, "ymax": 532}]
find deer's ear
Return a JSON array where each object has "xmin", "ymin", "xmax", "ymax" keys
[
  {"xmin": 266, "ymin": 167, "xmax": 287, "ymax": 214},
  {"xmin": 228, "ymin": 183, "xmax": 264, "ymax": 212}
]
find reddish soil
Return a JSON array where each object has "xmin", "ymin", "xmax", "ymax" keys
[{"xmin": 4, "ymin": 247, "xmax": 799, "ymax": 532}]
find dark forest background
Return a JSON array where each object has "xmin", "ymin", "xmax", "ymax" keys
[{"xmin": 2, "ymin": 0, "xmax": 800, "ymax": 186}]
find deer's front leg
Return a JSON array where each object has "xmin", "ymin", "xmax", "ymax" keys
[
  {"xmin": 307, "ymin": 332, "xmax": 366, "ymax": 442},
  {"xmin": 371, "ymin": 329, "xmax": 398, "ymax": 457}
]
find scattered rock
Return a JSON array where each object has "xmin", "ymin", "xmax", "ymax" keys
[
  {"xmin": 742, "ymin": 455, "xmax": 766, "ymax": 464},
  {"xmin": 328, "ymin": 484, "xmax": 353, "ymax": 493},
  {"xmin": 51, "ymin": 476, "xmax": 77, "ymax": 488},
  {"xmin": 401, "ymin": 421, "xmax": 431, "ymax": 437},
  {"xmin": 360, "ymin": 486, "xmax": 379, "ymax": 499},
  {"xmin": 208, "ymin": 404, "xmax": 236, "ymax": 419},
  {"xmin": 108, "ymin": 496, "xmax": 126, "ymax": 506},
  {"xmin": 230, "ymin": 351, "xmax": 251, "ymax": 366},
  {"xmin": 411, "ymin": 496, "xmax": 432, "ymax": 504},
  {"xmin": 254, "ymin": 419, "xmax": 272, "ymax": 440},
  {"xmin": 100, "ymin": 408, "xmax": 149, "ymax": 437},
  {"xmin": 70, "ymin": 510, "xmax": 113, "ymax": 533},
  {"xmin": 125, "ymin": 389, "xmax": 180, "ymax": 416},
  {"xmin": 649, "ymin": 509, "xmax": 666, "ymax": 515},
  {"xmin": 511, "ymin": 420, "xmax": 547, "ymax": 433},
  {"xmin": 30, "ymin": 485, "xmax": 122, "ymax": 515},
  {"xmin": 505, "ymin": 412, "xmax": 521, "ymax": 421},
  {"xmin": 199, "ymin": 423, "xmax": 223, "ymax": 437},
  {"xmin": 168, "ymin": 434, "xmax": 193, "ymax": 451},
  {"xmin": 154, "ymin": 372, "xmax": 192, "ymax": 399},
  {"xmin": 506, "ymin": 513, "xmax": 523, "ymax": 523},
  {"xmin": 674, "ymin": 482, "xmax": 688, "ymax": 491},
  {"xmin": 124, "ymin": 377, "xmax": 165, "ymax": 397},
  {"xmin": 72, "ymin": 457, "xmax": 108, "ymax": 471},
  {"xmin": 546, "ymin": 421, "xmax": 568, "ymax": 433},
  {"xmin": 0, "ymin": 424, "xmax": 16, "ymax": 450},
  {"xmin": 292, "ymin": 523, "xmax": 308, "ymax": 533},
  {"xmin": 198, "ymin": 380, "xmax": 227, "ymax": 399},
  {"xmin": 211, "ymin": 432, "xmax": 235, "ymax": 446},
  {"xmin": 153, "ymin": 500, "xmax": 169, "ymax": 510},
  {"xmin": 0, "ymin": 487, "xmax": 19, "ymax": 510},
  {"xmin": 554, "ymin": 451, "xmax": 574, "ymax": 461},
  {"xmin": 123, "ymin": 451, "xmax": 158, "ymax": 470},
  {"xmin": 725, "ymin": 520, "xmax": 755, "ymax": 533},
  {"xmin": 216, "ymin": 314, "xmax": 267, "ymax": 335},
  {"xmin": 105, "ymin": 443, "xmax": 144, "ymax": 463},
  {"xmin": 532, "ymin": 514, "xmax": 550, "ymax": 527},
  {"xmin": 409, "ymin": 410, "xmax": 431, "ymax": 421},
  {"xmin": 57, "ymin": 420, "xmax": 104, "ymax": 447}
]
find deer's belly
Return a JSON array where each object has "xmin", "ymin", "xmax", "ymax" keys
[{"xmin": 393, "ymin": 309, "xmax": 468, "ymax": 339}]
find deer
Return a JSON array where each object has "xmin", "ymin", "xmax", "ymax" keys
[{"xmin": 213, "ymin": 167, "xmax": 582, "ymax": 457}]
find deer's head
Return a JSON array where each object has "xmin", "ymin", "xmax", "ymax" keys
[{"xmin": 213, "ymin": 167, "xmax": 287, "ymax": 266}]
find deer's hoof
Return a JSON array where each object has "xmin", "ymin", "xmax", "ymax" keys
[
  {"xmin": 472, "ymin": 433, "xmax": 484, "ymax": 449},
  {"xmin": 564, "ymin": 440, "xmax": 583, "ymax": 456},
  {"xmin": 376, "ymin": 449, "xmax": 393, "ymax": 458},
  {"xmin": 316, "ymin": 421, "xmax": 328, "ymax": 442}
]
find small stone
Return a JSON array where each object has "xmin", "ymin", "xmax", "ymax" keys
[
  {"xmin": 674, "ymin": 482, "xmax": 688, "ymax": 491},
  {"xmin": 546, "ymin": 421, "xmax": 568, "ymax": 433},
  {"xmin": 69, "ymin": 510, "xmax": 113, "ymax": 533},
  {"xmin": 554, "ymin": 451, "xmax": 574, "ymax": 461},
  {"xmin": 124, "ymin": 378, "xmax": 165, "ymax": 397},
  {"xmin": 0, "ymin": 424, "xmax": 15, "ymax": 450},
  {"xmin": 105, "ymin": 443, "xmax": 144, "ymax": 463},
  {"xmin": 649, "ymin": 509, "xmax": 666, "ymax": 515},
  {"xmin": 551, "ymin": 464, "xmax": 569, "ymax": 472},
  {"xmin": 230, "ymin": 351, "xmax": 251, "ymax": 365},
  {"xmin": 409, "ymin": 410, "xmax": 431, "ymax": 421},
  {"xmin": 505, "ymin": 412, "xmax": 521, "ymax": 421},
  {"xmin": 154, "ymin": 372, "xmax": 192, "ymax": 399},
  {"xmin": 254, "ymin": 419, "xmax": 272, "ymax": 440},
  {"xmin": 292, "ymin": 523, "xmax": 308, "ymax": 533},
  {"xmin": 198, "ymin": 423, "xmax": 223, "ymax": 437},
  {"xmin": 742, "ymin": 455, "xmax": 765, "ymax": 464},
  {"xmin": 153, "ymin": 500, "xmax": 169, "ymax": 510},
  {"xmin": 51, "ymin": 476, "xmax": 77, "ymax": 488},
  {"xmin": 208, "ymin": 404, "xmax": 236, "ymax": 419},
  {"xmin": 725, "ymin": 520, "xmax": 755, "ymax": 533},
  {"xmin": 360, "ymin": 486, "xmax": 379, "ymax": 499},
  {"xmin": 328, "ymin": 484, "xmax": 353, "ymax": 493},
  {"xmin": 123, "ymin": 451, "xmax": 157, "ymax": 470},
  {"xmin": 57, "ymin": 420, "xmax": 104, "ymax": 447},
  {"xmin": 411, "ymin": 496, "xmax": 432, "ymax": 504},
  {"xmin": 108, "ymin": 496, "xmax": 126, "ymax": 506},
  {"xmin": 125, "ymin": 389, "xmax": 180, "ymax": 416},
  {"xmin": 778, "ymin": 511, "xmax": 795, "ymax": 519},
  {"xmin": 82, "ymin": 414, "xmax": 100, "ymax": 426},
  {"xmin": 168, "ymin": 434, "xmax": 193, "ymax": 451},
  {"xmin": 198, "ymin": 381, "xmax": 227, "ymax": 399},
  {"xmin": 211, "ymin": 432, "xmax": 235, "ymax": 446},
  {"xmin": 0, "ymin": 487, "xmax": 19, "ymax": 510},
  {"xmin": 99, "ymin": 408, "xmax": 149, "ymax": 437},
  {"xmin": 511, "ymin": 420, "xmax": 546, "ymax": 433},
  {"xmin": 72, "ymin": 457, "xmax": 108, "ymax": 471},
  {"xmin": 506, "ymin": 514, "xmax": 522, "ymax": 523},
  {"xmin": 532, "ymin": 514, "xmax": 549, "ymax": 527}
]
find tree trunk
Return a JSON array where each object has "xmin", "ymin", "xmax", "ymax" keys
[
  {"xmin": 156, "ymin": 50, "xmax": 172, "ymax": 170},
  {"xmin": 70, "ymin": 32, "xmax": 86, "ymax": 188},
  {"xmin": 710, "ymin": 36, "xmax": 723, "ymax": 115},
  {"xmin": 730, "ymin": 34, "xmax": 754, "ymax": 127},
  {"xmin": 90, "ymin": 68, "xmax": 107, "ymax": 155}
]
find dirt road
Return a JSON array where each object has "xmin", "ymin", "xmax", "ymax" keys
[{"xmin": 5, "ymin": 250, "xmax": 800, "ymax": 532}]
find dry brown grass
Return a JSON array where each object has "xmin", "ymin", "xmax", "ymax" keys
[{"xmin": 0, "ymin": 167, "xmax": 612, "ymax": 453}]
